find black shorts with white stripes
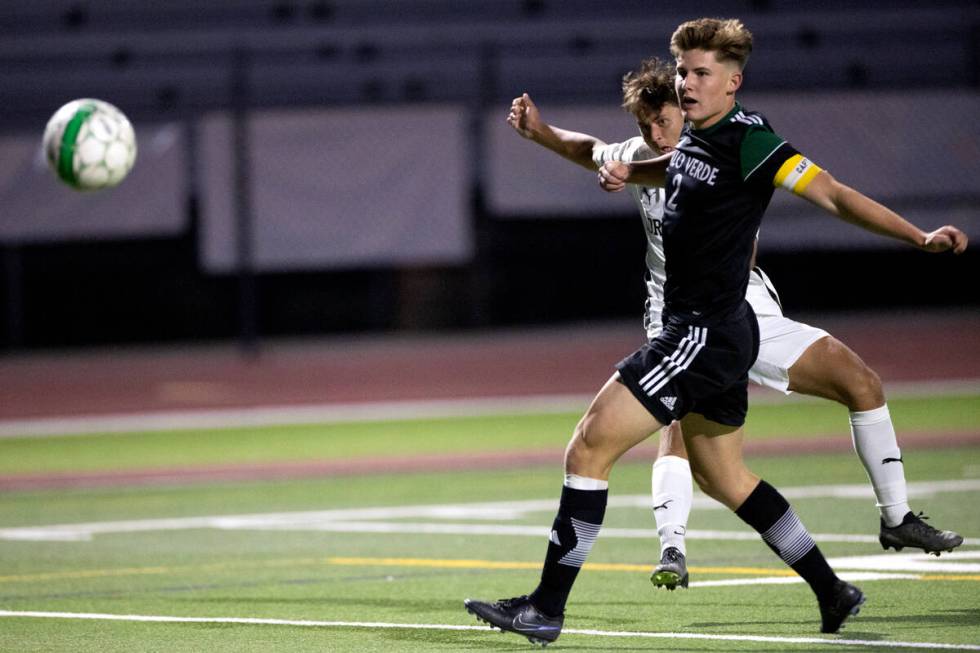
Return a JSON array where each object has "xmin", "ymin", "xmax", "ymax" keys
[{"xmin": 616, "ymin": 302, "xmax": 760, "ymax": 427}]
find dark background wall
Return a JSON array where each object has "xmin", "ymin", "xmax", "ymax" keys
[{"xmin": 1, "ymin": 1, "xmax": 978, "ymax": 351}]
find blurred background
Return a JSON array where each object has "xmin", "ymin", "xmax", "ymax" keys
[{"xmin": 0, "ymin": 0, "xmax": 978, "ymax": 353}]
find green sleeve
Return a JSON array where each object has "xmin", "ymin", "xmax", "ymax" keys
[{"xmin": 739, "ymin": 128, "xmax": 786, "ymax": 181}]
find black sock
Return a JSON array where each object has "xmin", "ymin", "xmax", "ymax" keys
[
  {"xmin": 735, "ymin": 480, "xmax": 837, "ymax": 602},
  {"xmin": 528, "ymin": 484, "xmax": 607, "ymax": 617}
]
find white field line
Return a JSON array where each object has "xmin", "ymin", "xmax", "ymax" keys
[
  {"xmin": 0, "ymin": 522, "xmax": 896, "ymax": 544},
  {"xmin": 830, "ymin": 551, "xmax": 980, "ymax": 573},
  {"xmin": 1, "ymin": 378, "xmax": 978, "ymax": 439},
  {"xmin": 0, "ymin": 609, "xmax": 978, "ymax": 650},
  {"xmin": 690, "ymin": 572, "xmax": 919, "ymax": 587},
  {"xmin": 2, "ymin": 480, "xmax": 979, "ymax": 544}
]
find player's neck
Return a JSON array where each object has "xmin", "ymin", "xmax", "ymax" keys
[{"xmin": 691, "ymin": 97, "xmax": 737, "ymax": 131}]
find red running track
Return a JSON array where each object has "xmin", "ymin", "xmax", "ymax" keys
[{"xmin": 0, "ymin": 311, "xmax": 977, "ymax": 422}]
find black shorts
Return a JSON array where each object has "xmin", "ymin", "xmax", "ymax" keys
[{"xmin": 616, "ymin": 303, "xmax": 760, "ymax": 427}]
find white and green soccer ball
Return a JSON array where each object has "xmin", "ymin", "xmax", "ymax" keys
[{"xmin": 42, "ymin": 98, "xmax": 137, "ymax": 191}]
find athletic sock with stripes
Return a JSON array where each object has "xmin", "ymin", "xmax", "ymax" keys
[
  {"xmin": 849, "ymin": 405, "xmax": 911, "ymax": 527},
  {"xmin": 652, "ymin": 455, "xmax": 692, "ymax": 555},
  {"xmin": 735, "ymin": 479, "xmax": 837, "ymax": 602},
  {"xmin": 529, "ymin": 479, "xmax": 608, "ymax": 617}
]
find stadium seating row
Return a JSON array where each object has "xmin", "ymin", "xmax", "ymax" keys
[{"xmin": 1, "ymin": 3, "xmax": 976, "ymax": 126}]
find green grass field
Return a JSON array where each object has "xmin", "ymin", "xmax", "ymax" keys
[{"xmin": 0, "ymin": 393, "xmax": 978, "ymax": 652}]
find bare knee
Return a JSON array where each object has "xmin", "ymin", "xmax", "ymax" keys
[
  {"xmin": 690, "ymin": 468, "xmax": 716, "ymax": 499},
  {"xmin": 794, "ymin": 337, "xmax": 885, "ymax": 411},
  {"xmin": 688, "ymin": 461, "xmax": 759, "ymax": 510},
  {"xmin": 833, "ymin": 343, "xmax": 885, "ymax": 410},
  {"xmin": 563, "ymin": 378, "xmax": 663, "ymax": 478},
  {"xmin": 565, "ymin": 412, "xmax": 605, "ymax": 476}
]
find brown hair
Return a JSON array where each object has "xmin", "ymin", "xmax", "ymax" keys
[
  {"xmin": 621, "ymin": 57, "xmax": 678, "ymax": 117},
  {"xmin": 670, "ymin": 18, "xmax": 753, "ymax": 69}
]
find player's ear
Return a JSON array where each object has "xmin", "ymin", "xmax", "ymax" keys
[{"xmin": 726, "ymin": 70, "xmax": 742, "ymax": 95}]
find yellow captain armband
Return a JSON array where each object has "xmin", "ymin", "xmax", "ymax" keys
[{"xmin": 774, "ymin": 154, "xmax": 822, "ymax": 194}]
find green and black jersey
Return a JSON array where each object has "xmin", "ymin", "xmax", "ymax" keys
[{"xmin": 661, "ymin": 103, "xmax": 805, "ymax": 323}]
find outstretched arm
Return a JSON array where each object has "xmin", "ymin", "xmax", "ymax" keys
[
  {"xmin": 799, "ymin": 170, "xmax": 968, "ymax": 254},
  {"xmin": 508, "ymin": 93, "xmax": 604, "ymax": 171},
  {"xmin": 596, "ymin": 154, "xmax": 672, "ymax": 192}
]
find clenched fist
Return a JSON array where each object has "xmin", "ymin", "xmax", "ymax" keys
[
  {"xmin": 598, "ymin": 161, "xmax": 631, "ymax": 193},
  {"xmin": 507, "ymin": 93, "xmax": 541, "ymax": 139}
]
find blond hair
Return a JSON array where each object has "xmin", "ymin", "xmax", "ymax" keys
[
  {"xmin": 621, "ymin": 57, "xmax": 678, "ymax": 118},
  {"xmin": 670, "ymin": 18, "xmax": 753, "ymax": 69}
]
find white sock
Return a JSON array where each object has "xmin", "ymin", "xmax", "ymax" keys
[
  {"xmin": 849, "ymin": 405, "xmax": 911, "ymax": 527},
  {"xmin": 651, "ymin": 455, "xmax": 692, "ymax": 555},
  {"xmin": 564, "ymin": 474, "xmax": 608, "ymax": 491}
]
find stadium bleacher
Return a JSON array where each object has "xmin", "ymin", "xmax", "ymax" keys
[{"xmin": 1, "ymin": 2, "xmax": 976, "ymax": 123}]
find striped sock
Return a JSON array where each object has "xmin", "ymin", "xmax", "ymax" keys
[
  {"xmin": 735, "ymin": 480, "xmax": 837, "ymax": 602},
  {"xmin": 529, "ymin": 483, "xmax": 607, "ymax": 617}
]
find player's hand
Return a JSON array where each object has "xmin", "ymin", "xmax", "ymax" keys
[
  {"xmin": 598, "ymin": 161, "xmax": 630, "ymax": 192},
  {"xmin": 923, "ymin": 226, "xmax": 969, "ymax": 254},
  {"xmin": 507, "ymin": 93, "xmax": 540, "ymax": 139}
]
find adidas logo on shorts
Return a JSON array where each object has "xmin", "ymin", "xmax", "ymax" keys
[{"xmin": 659, "ymin": 395, "xmax": 677, "ymax": 411}]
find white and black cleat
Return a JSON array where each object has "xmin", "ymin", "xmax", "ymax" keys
[{"xmin": 879, "ymin": 512, "xmax": 963, "ymax": 557}]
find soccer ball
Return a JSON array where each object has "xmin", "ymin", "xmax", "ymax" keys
[{"xmin": 42, "ymin": 98, "xmax": 137, "ymax": 191}]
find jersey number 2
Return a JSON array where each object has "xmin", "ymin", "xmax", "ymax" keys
[{"xmin": 666, "ymin": 174, "xmax": 681, "ymax": 212}]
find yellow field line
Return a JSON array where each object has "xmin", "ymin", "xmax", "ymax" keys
[
  {"xmin": 0, "ymin": 558, "xmax": 327, "ymax": 583},
  {"xmin": 0, "ymin": 557, "xmax": 797, "ymax": 583},
  {"xmin": 0, "ymin": 567, "xmax": 173, "ymax": 582},
  {"xmin": 326, "ymin": 557, "xmax": 800, "ymax": 576},
  {"xmin": 3, "ymin": 556, "xmax": 978, "ymax": 584},
  {"xmin": 919, "ymin": 574, "xmax": 980, "ymax": 581}
]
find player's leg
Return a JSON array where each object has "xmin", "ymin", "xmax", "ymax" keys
[
  {"xmin": 680, "ymin": 412, "xmax": 864, "ymax": 633},
  {"xmin": 532, "ymin": 374, "xmax": 663, "ymax": 612},
  {"xmin": 650, "ymin": 421, "xmax": 693, "ymax": 589},
  {"xmin": 787, "ymin": 335, "xmax": 963, "ymax": 554},
  {"xmin": 677, "ymin": 413, "xmax": 757, "ymax": 507},
  {"xmin": 788, "ymin": 335, "xmax": 905, "ymax": 517},
  {"xmin": 562, "ymin": 373, "xmax": 666, "ymax": 478},
  {"xmin": 465, "ymin": 373, "xmax": 664, "ymax": 645}
]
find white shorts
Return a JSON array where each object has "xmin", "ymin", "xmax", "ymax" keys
[
  {"xmin": 750, "ymin": 315, "xmax": 828, "ymax": 393},
  {"xmin": 647, "ymin": 268, "xmax": 828, "ymax": 395},
  {"xmin": 744, "ymin": 267, "xmax": 830, "ymax": 393}
]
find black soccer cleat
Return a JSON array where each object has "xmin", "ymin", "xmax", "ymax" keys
[
  {"xmin": 879, "ymin": 511, "xmax": 964, "ymax": 556},
  {"xmin": 650, "ymin": 546, "xmax": 689, "ymax": 590},
  {"xmin": 819, "ymin": 579, "xmax": 865, "ymax": 634},
  {"xmin": 464, "ymin": 595, "xmax": 563, "ymax": 647}
]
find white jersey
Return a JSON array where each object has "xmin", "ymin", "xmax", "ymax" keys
[
  {"xmin": 592, "ymin": 137, "xmax": 667, "ymax": 338},
  {"xmin": 594, "ymin": 137, "xmax": 828, "ymax": 393}
]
